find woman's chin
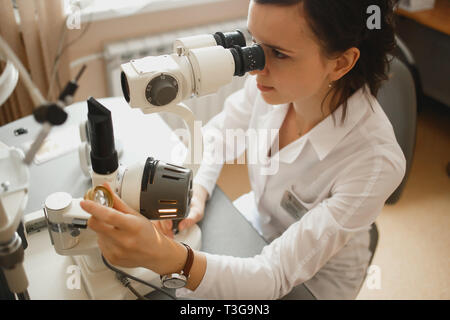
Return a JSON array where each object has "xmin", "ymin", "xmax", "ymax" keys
[{"xmin": 260, "ymin": 90, "xmax": 286, "ymax": 105}]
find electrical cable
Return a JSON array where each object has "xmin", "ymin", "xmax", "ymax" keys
[
  {"xmin": 115, "ymin": 273, "xmax": 148, "ymax": 300},
  {"xmin": 47, "ymin": 19, "xmax": 68, "ymax": 100},
  {"xmin": 70, "ymin": 52, "xmax": 104, "ymax": 70},
  {"xmin": 59, "ymin": 15, "xmax": 93, "ymax": 55},
  {"xmin": 101, "ymin": 254, "xmax": 177, "ymax": 300},
  {"xmin": 47, "ymin": 12, "xmax": 93, "ymax": 100}
]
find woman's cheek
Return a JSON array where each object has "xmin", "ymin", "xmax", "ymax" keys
[{"xmin": 292, "ymin": 65, "xmax": 323, "ymax": 95}]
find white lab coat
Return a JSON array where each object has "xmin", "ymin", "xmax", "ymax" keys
[{"xmin": 178, "ymin": 75, "xmax": 406, "ymax": 300}]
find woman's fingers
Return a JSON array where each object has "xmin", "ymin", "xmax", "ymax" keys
[
  {"xmin": 102, "ymin": 183, "xmax": 138, "ymax": 216},
  {"xmin": 87, "ymin": 213, "xmax": 133, "ymax": 247},
  {"xmin": 88, "ymin": 216, "xmax": 116, "ymax": 234},
  {"xmin": 80, "ymin": 199, "xmax": 136, "ymax": 231},
  {"xmin": 177, "ymin": 218, "xmax": 195, "ymax": 232},
  {"xmin": 178, "ymin": 207, "xmax": 203, "ymax": 231}
]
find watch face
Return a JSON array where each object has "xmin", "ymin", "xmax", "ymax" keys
[{"xmin": 161, "ymin": 274, "xmax": 187, "ymax": 289}]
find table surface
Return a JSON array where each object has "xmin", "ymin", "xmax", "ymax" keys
[
  {"xmin": 0, "ymin": 97, "xmax": 314, "ymax": 300},
  {"xmin": 396, "ymin": 0, "xmax": 450, "ymax": 36}
]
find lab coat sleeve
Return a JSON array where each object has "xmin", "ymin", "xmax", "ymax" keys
[
  {"xmin": 193, "ymin": 75, "xmax": 258, "ymax": 198},
  {"xmin": 178, "ymin": 144, "xmax": 406, "ymax": 299}
]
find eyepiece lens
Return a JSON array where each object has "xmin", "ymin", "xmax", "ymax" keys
[
  {"xmin": 242, "ymin": 44, "xmax": 265, "ymax": 72},
  {"xmin": 214, "ymin": 30, "xmax": 247, "ymax": 48},
  {"xmin": 230, "ymin": 44, "xmax": 265, "ymax": 77}
]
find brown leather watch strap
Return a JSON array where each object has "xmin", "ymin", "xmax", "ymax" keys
[{"xmin": 181, "ymin": 243, "xmax": 194, "ymax": 278}]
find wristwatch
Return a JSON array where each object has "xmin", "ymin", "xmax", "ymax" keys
[{"xmin": 160, "ymin": 242, "xmax": 194, "ymax": 289}]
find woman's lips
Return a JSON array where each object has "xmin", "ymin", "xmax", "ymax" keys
[{"xmin": 257, "ymin": 83, "xmax": 274, "ymax": 92}]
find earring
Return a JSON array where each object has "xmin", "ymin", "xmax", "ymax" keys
[{"xmin": 328, "ymin": 82, "xmax": 333, "ymax": 88}]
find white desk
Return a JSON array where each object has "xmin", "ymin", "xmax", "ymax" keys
[{"xmin": 0, "ymin": 97, "xmax": 314, "ymax": 300}]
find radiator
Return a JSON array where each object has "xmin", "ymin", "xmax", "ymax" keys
[{"xmin": 104, "ymin": 19, "xmax": 250, "ymax": 130}]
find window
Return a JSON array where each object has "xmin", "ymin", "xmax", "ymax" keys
[{"xmin": 64, "ymin": 0, "xmax": 222, "ymax": 22}]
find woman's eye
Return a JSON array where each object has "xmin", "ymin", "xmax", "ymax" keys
[
  {"xmin": 272, "ymin": 49, "xmax": 288, "ymax": 59},
  {"xmin": 252, "ymin": 38, "xmax": 288, "ymax": 59}
]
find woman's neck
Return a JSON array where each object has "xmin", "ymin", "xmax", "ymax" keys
[{"xmin": 292, "ymin": 86, "xmax": 337, "ymax": 136}]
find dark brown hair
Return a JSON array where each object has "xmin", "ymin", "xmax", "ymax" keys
[{"xmin": 253, "ymin": 0, "xmax": 398, "ymax": 123}]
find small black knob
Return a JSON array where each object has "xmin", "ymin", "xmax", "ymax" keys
[
  {"xmin": 33, "ymin": 103, "xmax": 68, "ymax": 125},
  {"xmin": 146, "ymin": 74, "xmax": 178, "ymax": 106}
]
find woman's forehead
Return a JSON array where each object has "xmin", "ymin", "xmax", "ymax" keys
[{"xmin": 247, "ymin": 2, "xmax": 315, "ymax": 51}]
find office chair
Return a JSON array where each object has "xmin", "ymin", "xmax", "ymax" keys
[
  {"xmin": 377, "ymin": 51, "xmax": 418, "ymax": 204},
  {"xmin": 393, "ymin": 35, "xmax": 424, "ymax": 113}
]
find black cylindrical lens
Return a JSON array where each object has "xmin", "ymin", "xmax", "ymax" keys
[
  {"xmin": 230, "ymin": 44, "xmax": 265, "ymax": 77},
  {"xmin": 121, "ymin": 71, "xmax": 130, "ymax": 103},
  {"xmin": 87, "ymin": 97, "xmax": 118, "ymax": 175},
  {"xmin": 213, "ymin": 30, "xmax": 246, "ymax": 48}
]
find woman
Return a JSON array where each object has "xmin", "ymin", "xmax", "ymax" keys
[{"xmin": 80, "ymin": 0, "xmax": 406, "ymax": 299}]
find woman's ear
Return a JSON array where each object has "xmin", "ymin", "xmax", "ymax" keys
[{"xmin": 330, "ymin": 47, "xmax": 360, "ymax": 82}]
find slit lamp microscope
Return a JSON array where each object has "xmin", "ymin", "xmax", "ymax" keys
[{"xmin": 0, "ymin": 30, "xmax": 265, "ymax": 299}]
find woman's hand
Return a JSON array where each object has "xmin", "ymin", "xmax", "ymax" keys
[
  {"xmin": 81, "ymin": 183, "xmax": 202, "ymax": 281},
  {"xmin": 153, "ymin": 184, "xmax": 209, "ymax": 238},
  {"xmin": 80, "ymin": 183, "xmax": 167, "ymax": 270}
]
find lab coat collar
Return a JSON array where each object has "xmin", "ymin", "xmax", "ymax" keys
[
  {"xmin": 308, "ymin": 86, "xmax": 371, "ymax": 161},
  {"xmin": 256, "ymin": 86, "xmax": 370, "ymax": 165}
]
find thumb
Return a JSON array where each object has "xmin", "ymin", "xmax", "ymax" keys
[{"xmin": 102, "ymin": 183, "xmax": 137, "ymax": 215}]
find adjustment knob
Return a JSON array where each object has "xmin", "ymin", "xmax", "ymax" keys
[{"xmin": 145, "ymin": 74, "xmax": 179, "ymax": 106}]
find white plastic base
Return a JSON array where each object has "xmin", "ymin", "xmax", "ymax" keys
[{"xmin": 72, "ymin": 224, "xmax": 202, "ymax": 300}]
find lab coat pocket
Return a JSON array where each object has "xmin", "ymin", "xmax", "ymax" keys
[
  {"xmin": 290, "ymin": 184, "xmax": 317, "ymax": 206},
  {"xmin": 279, "ymin": 185, "xmax": 315, "ymax": 222}
]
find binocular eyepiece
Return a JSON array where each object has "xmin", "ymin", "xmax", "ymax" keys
[
  {"xmin": 230, "ymin": 45, "xmax": 265, "ymax": 77},
  {"xmin": 213, "ymin": 30, "xmax": 265, "ymax": 76},
  {"xmin": 213, "ymin": 30, "xmax": 247, "ymax": 48},
  {"xmin": 120, "ymin": 29, "xmax": 265, "ymax": 107}
]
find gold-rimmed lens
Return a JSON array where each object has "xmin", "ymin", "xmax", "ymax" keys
[{"xmin": 84, "ymin": 186, "xmax": 114, "ymax": 207}]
